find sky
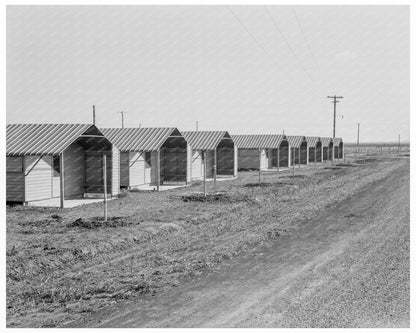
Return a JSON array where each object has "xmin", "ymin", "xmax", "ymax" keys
[{"xmin": 6, "ymin": 5, "xmax": 410, "ymax": 142}]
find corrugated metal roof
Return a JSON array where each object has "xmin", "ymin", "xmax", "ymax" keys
[
  {"xmin": 7, "ymin": 123, "xmax": 95, "ymax": 156},
  {"xmin": 100, "ymin": 127, "xmax": 179, "ymax": 151},
  {"xmin": 287, "ymin": 135, "xmax": 307, "ymax": 148},
  {"xmin": 182, "ymin": 131, "xmax": 230, "ymax": 150},
  {"xmin": 333, "ymin": 137, "xmax": 343, "ymax": 146},
  {"xmin": 231, "ymin": 134, "xmax": 286, "ymax": 149},
  {"xmin": 321, "ymin": 137, "xmax": 333, "ymax": 147},
  {"xmin": 305, "ymin": 136, "xmax": 321, "ymax": 146}
]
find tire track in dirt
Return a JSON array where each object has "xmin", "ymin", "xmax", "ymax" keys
[{"xmin": 79, "ymin": 160, "xmax": 409, "ymax": 328}]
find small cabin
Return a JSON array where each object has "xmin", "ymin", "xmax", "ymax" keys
[
  {"xmin": 287, "ymin": 135, "xmax": 308, "ymax": 166},
  {"xmin": 232, "ymin": 134, "xmax": 290, "ymax": 170},
  {"xmin": 306, "ymin": 136, "xmax": 322, "ymax": 163},
  {"xmin": 333, "ymin": 138, "xmax": 344, "ymax": 159},
  {"xmin": 182, "ymin": 131, "xmax": 237, "ymax": 181},
  {"xmin": 321, "ymin": 137, "xmax": 334, "ymax": 161},
  {"xmin": 101, "ymin": 127, "xmax": 189, "ymax": 189},
  {"xmin": 6, "ymin": 124, "xmax": 120, "ymax": 207}
]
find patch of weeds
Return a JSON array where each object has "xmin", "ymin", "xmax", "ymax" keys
[
  {"xmin": 244, "ymin": 183, "xmax": 274, "ymax": 188},
  {"xmin": 6, "ymin": 246, "xmax": 18, "ymax": 257},
  {"xmin": 181, "ymin": 193, "xmax": 241, "ymax": 203},
  {"xmin": 344, "ymin": 213, "xmax": 363, "ymax": 219},
  {"xmin": 335, "ymin": 163, "xmax": 358, "ymax": 167},
  {"xmin": 324, "ymin": 166, "xmax": 343, "ymax": 170},
  {"xmin": 279, "ymin": 175, "xmax": 308, "ymax": 179},
  {"xmin": 67, "ymin": 216, "xmax": 131, "ymax": 229}
]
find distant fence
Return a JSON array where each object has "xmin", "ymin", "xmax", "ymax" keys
[{"xmin": 344, "ymin": 143, "xmax": 410, "ymax": 158}]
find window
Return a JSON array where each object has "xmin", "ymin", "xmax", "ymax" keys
[
  {"xmin": 145, "ymin": 152, "xmax": 151, "ymax": 168},
  {"xmin": 53, "ymin": 155, "xmax": 60, "ymax": 174},
  {"xmin": 6, "ymin": 157, "xmax": 23, "ymax": 173}
]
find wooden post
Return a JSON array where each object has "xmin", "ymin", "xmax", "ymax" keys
[
  {"xmin": 156, "ymin": 150, "xmax": 160, "ymax": 191},
  {"xmin": 292, "ymin": 148, "xmax": 295, "ymax": 177},
  {"xmin": 277, "ymin": 147, "xmax": 280, "ymax": 171},
  {"xmin": 258, "ymin": 149, "xmax": 261, "ymax": 184},
  {"xmin": 213, "ymin": 149, "xmax": 217, "ymax": 190},
  {"xmin": 103, "ymin": 154, "xmax": 108, "ymax": 222},
  {"xmin": 203, "ymin": 150, "xmax": 207, "ymax": 197},
  {"xmin": 298, "ymin": 148, "xmax": 301, "ymax": 168},
  {"xmin": 60, "ymin": 152, "xmax": 65, "ymax": 209}
]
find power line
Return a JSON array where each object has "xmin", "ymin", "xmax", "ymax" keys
[
  {"xmin": 292, "ymin": 8, "xmax": 319, "ymax": 69},
  {"xmin": 263, "ymin": 5, "xmax": 313, "ymax": 82},
  {"xmin": 226, "ymin": 6, "xmax": 280, "ymax": 69}
]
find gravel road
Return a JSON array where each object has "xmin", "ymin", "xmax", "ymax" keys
[{"xmin": 77, "ymin": 161, "xmax": 410, "ymax": 328}]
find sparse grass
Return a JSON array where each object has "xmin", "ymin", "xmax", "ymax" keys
[{"xmin": 6, "ymin": 157, "xmax": 407, "ymax": 327}]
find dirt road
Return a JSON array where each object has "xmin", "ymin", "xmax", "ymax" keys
[{"xmin": 78, "ymin": 161, "xmax": 409, "ymax": 328}]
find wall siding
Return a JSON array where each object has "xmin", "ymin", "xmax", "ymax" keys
[
  {"xmin": 112, "ymin": 146, "xmax": 120, "ymax": 196},
  {"xmin": 25, "ymin": 155, "xmax": 53, "ymax": 202},
  {"xmin": 191, "ymin": 150, "xmax": 203, "ymax": 180},
  {"xmin": 186, "ymin": 145, "xmax": 192, "ymax": 183},
  {"xmin": 129, "ymin": 152, "xmax": 146, "ymax": 186},
  {"xmin": 234, "ymin": 146, "xmax": 238, "ymax": 177}
]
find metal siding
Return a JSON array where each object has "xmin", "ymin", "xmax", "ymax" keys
[
  {"xmin": 182, "ymin": 131, "xmax": 231, "ymax": 150},
  {"xmin": 24, "ymin": 156, "xmax": 53, "ymax": 201},
  {"xmin": 6, "ymin": 123, "xmax": 93, "ymax": 156},
  {"xmin": 232, "ymin": 134, "xmax": 285, "ymax": 149},
  {"xmin": 101, "ymin": 127, "xmax": 180, "ymax": 152}
]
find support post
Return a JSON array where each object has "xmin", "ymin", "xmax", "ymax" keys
[
  {"xmin": 203, "ymin": 150, "xmax": 207, "ymax": 197},
  {"xmin": 103, "ymin": 154, "xmax": 108, "ymax": 222},
  {"xmin": 60, "ymin": 152, "xmax": 65, "ymax": 209},
  {"xmin": 398, "ymin": 134, "xmax": 401, "ymax": 155},
  {"xmin": 156, "ymin": 150, "xmax": 160, "ymax": 191},
  {"xmin": 213, "ymin": 149, "xmax": 217, "ymax": 190},
  {"xmin": 298, "ymin": 148, "xmax": 301, "ymax": 168},
  {"xmin": 292, "ymin": 148, "xmax": 295, "ymax": 177},
  {"xmin": 277, "ymin": 147, "xmax": 280, "ymax": 171},
  {"xmin": 258, "ymin": 149, "xmax": 262, "ymax": 184}
]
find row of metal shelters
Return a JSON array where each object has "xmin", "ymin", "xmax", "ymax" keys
[
  {"xmin": 232, "ymin": 134, "xmax": 343, "ymax": 170},
  {"xmin": 6, "ymin": 124, "xmax": 343, "ymax": 206}
]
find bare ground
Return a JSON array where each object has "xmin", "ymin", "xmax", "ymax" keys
[{"xmin": 6, "ymin": 156, "xmax": 409, "ymax": 327}]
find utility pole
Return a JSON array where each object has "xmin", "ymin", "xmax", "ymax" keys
[
  {"xmin": 92, "ymin": 105, "xmax": 96, "ymax": 125},
  {"xmin": 398, "ymin": 134, "xmax": 401, "ymax": 155},
  {"xmin": 119, "ymin": 111, "xmax": 127, "ymax": 128},
  {"xmin": 327, "ymin": 95, "xmax": 343, "ymax": 164},
  {"xmin": 356, "ymin": 123, "xmax": 360, "ymax": 159}
]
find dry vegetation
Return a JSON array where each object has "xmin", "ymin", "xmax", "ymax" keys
[{"xmin": 6, "ymin": 156, "xmax": 407, "ymax": 327}]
